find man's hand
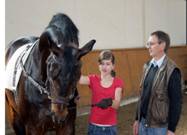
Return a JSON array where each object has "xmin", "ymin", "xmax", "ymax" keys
[
  {"xmin": 95, "ymin": 98, "xmax": 113, "ymax": 109},
  {"xmin": 133, "ymin": 120, "xmax": 139, "ymax": 135},
  {"xmin": 167, "ymin": 130, "xmax": 175, "ymax": 135}
]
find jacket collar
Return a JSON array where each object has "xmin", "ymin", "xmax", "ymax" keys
[{"xmin": 150, "ymin": 54, "xmax": 166, "ymax": 68}]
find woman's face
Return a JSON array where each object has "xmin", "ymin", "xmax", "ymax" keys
[{"xmin": 99, "ymin": 59, "xmax": 114, "ymax": 76}]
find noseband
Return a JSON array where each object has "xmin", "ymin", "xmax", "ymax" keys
[{"xmin": 47, "ymin": 75, "xmax": 76, "ymax": 106}]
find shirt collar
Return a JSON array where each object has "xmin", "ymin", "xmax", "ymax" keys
[{"xmin": 150, "ymin": 54, "xmax": 166, "ymax": 68}]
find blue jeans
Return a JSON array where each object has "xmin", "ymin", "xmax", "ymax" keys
[
  {"xmin": 139, "ymin": 118, "xmax": 167, "ymax": 135},
  {"xmin": 88, "ymin": 123, "xmax": 117, "ymax": 135}
]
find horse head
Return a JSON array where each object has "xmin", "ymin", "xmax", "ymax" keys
[{"xmin": 38, "ymin": 13, "xmax": 96, "ymax": 123}]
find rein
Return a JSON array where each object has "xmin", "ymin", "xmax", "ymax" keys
[{"xmin": 18, "ymin": 44, "xmax": 51, "ymax": 98}]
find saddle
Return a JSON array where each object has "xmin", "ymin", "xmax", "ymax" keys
[{"xmin": 5, "ymin": 41, "xmax": 38, "ymax": 91}]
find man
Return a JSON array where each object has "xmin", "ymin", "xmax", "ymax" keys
[{"xmin": 133, "ymin": 31, "xmax": 182, "ymax": 135}]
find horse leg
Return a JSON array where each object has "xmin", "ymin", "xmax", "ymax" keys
[
  {"xmin": 5, "ymin": 89, "xmax": 19, "ymax": 112},
  {"xmin": 5, "ymin": 89, "xmax": 26, "ymax": 135},
  {"xmin": 12, "ymin": 116, "xmax": 26, "ymax": 135}
]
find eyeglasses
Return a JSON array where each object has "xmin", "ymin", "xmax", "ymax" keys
[{"xmin": 146, "ymin": 41, "xmax": 161, "ymax": 48}]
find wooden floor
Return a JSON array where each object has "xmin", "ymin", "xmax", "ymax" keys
[{"xmin": 76, "ymin": 94, "xmax": 187, "ymax": 135}]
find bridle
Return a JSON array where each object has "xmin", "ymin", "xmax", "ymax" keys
[
  {"xmin": 19, "ymin": 44, "xmax": 77, "ymax": 107},
  {"xmin": 46, "ymin": 52, "xmax": 77, "ymax": 105}
]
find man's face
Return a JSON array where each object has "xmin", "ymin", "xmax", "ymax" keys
[{"xmin": 146, "ymin": 35, "xmax": 165, "ymax": 58}]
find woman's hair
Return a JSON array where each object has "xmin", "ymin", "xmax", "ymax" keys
[{"xmin": 98, "ymin": 50, "xmax": 116, "ymax": 77}]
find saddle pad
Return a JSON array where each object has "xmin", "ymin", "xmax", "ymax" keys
[{"xmin": 5, "ymin": 41, "xmax": 37, "ymax": 91}]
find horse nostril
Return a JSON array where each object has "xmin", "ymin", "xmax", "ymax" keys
[
  {"xmin": 45, "ymin": 110, "xmax": 54, "ymax": 117},
  {"xmin": 57, "ymin": 116, "xmax": 65, "ymax": 124},
  {"xmin": 60, "ymin": 119, "xmax": 65, "ymax": 123},
  {"xmin": 52, "ymin": 114, "xmax": 56, "ymax": 123}
]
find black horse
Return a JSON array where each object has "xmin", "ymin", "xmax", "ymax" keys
[{"xmin": 5, "ymin": 13, "xmax": 96, "ymax": 135}]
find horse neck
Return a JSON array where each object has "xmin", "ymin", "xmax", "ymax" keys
[{"xmin": 25, "ymin": 43, "xmax": 49, "ymax": 83}]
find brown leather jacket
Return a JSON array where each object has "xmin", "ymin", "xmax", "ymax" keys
[{"xmin": 137, "ymin": 56, "xmax": 180, "ymax": 127}]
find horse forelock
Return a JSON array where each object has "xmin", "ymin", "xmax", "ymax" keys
[{"xmin": 48, "ymin": 13, "xmax": 79, "ymax": 46}]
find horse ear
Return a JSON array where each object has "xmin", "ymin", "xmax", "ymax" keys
[
  {"xmin": 78, "ymin": 40, "xmax": 96, "ymax": 60},
  {"xmin": 39, "ymin": 31, "xmax": 51, "ymax": 52},
  {"xmin": 39, "ymin": 27, "xmax": 62, "ymax": 52}
]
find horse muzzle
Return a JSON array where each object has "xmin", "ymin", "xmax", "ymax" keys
[{"xmin": 51, "ymin": 103, "xmax": 68, "ymax": 124}]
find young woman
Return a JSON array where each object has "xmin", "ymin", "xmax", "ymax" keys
[{"xmin": 79, "ymin": 50, "xmax": 124, "ymax": 135}]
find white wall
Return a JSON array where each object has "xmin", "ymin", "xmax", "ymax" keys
[
  {"xmin": 6, "ymin": 0, "xmax": 186, "ymax": 49},
  {"xmin": 145, "ymin": 0, "xmax": 186, "ymax": 46}
]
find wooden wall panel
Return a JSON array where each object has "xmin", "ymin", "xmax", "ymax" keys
[
  {"xmin": 77, "ymin": 46, "xmax": 187, "ymax": 107},
  {"xmin": 168, "ymin": 46, "xmax": 187, "ymax": 82}
]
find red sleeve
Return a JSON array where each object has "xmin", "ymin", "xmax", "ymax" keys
[{"xmin": 115, "ymin": 78, "xmax": 124, "ymax": 89}]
